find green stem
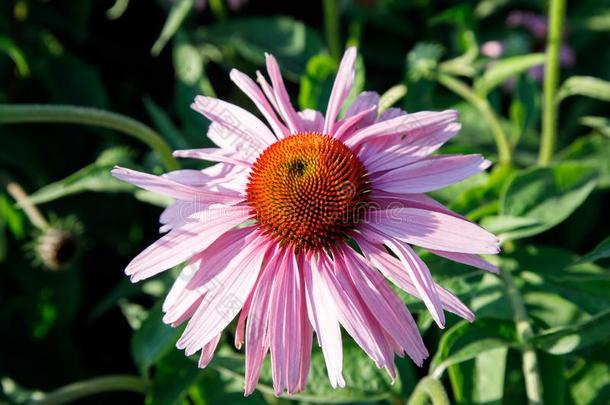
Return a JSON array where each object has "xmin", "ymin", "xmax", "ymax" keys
[
  {"xmin": 0, "ymin": 104, "xmax": 179, "ymax": 170},
  {"xmin": 538, "ymin": 0, "xmax": 566, "ymax": 166},
  {"xmin": 500, "ymin": 269, "xmax": 544, "ymax": 405},
  {"xmin": 407, "ymin": 377, "xmax": 450, "ymax": 405},
  {"xmin": 323, "ymin": 0, "xmax": 341, "ymax": 63},
  {"xmin": 437, "ymin": 73, "xmax": 512, "ymax": 165},
  {"xmin": 33, "ymin": 375, "xmax": 147, "ymax": 405}
]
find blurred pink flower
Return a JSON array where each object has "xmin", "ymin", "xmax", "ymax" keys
[
  {"xmin": 112, "ymin": 48, "xmax": 499, "ymax": 395},
  {"xmin": 481, "ymin": 40, "xmax": 505, "ymax": 58}
]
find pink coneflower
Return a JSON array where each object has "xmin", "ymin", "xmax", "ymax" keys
[{"xmin": 112, "ymin": 47, "xmax": 499, "ymax": 395}]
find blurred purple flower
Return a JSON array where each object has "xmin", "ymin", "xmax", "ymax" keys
[
  {"xmin": 482, "ymin": 10, "xmax": 575, "ymax": 88},
  {"xmin": 506, "ymin": 10, "xmax": 548, "ymax": 39}
]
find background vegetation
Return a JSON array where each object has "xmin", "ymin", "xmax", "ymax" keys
[{"xmin": 0, "ymin": 0, "xmax": 609, "ymax": 404}]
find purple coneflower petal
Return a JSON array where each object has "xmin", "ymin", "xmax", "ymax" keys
[
  {"xmin": 124, "ymin": 206, "xmax": 250, "ymax": 282},
  {"xmin": 192, "ymin": 96, "xmax": 276, "ymax": 156},
  {"xmin": 264, "ymin": 53, "xmax": 303, "ymax": 133},
  {"xmin": 373, "ymin": 154, "xmax": 491, "ymax": 194},
  {"xmin": 324, "ymin": 47, "xmax": 357, "ymax": 135},
  {"xmin": 230, "ymin": 68, "xmax": 290, "ymax": 138},
  {"xmin": 303, "ymin": 252, "xmax": 345, "ymax": 388}
]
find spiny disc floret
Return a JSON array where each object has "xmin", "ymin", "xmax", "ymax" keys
[{"xmin": 246, "ymin": 133, "xmax": 369, "ymax": 250}]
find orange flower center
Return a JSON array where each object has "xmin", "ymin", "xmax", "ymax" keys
[{"xmin": 246, "ymin": 133, "xmax": 370, "ymax": 250}]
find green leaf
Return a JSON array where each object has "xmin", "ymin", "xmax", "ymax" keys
[
  {"xmin": 144, "ymin": 97, "xmax": 189, "ymax": 150},
  {"xmin": 430, "ymin": 319, "xmax": 517, "ymax": 378},
  {"xmin": 173, "ymin": 33, "xmax": 203, "ymax": 86},
  {"xmin": 531, "ymin": 310, "xmax": 610, "ymax": 355},
  {"xmin": 298, "ymin": 54, "xmax": 337, "ymax": 111},
  {"xmin": 0, "ymin": 35, "xmax": 30, "ymax": 77},
  {"xmin": 539, "ymin": 352, "xmax": 568, "ymax": 405},
  {"xmin": 557, "ymin": 76, "xmax": 610, "ymax": 103},
  {"xmin": 579, "ymin": 116, "xmax": 610, "ymax": 137},
  {"xmin": 131, "ymin": 301, "xmax": 182, "ymax": 374},
  {"xmin": 557, "ymin": 134, "xmax": 610, "ymax": 189},
  {"xmin": 147, "ymin": 350, "xmax": 203, "ymax": 405},
  {"xmin": 26, "ymin": 148, "xmax": 135, "ymax": 205},
  {"xmin": 509, "ymin": 76, "xmax": 540, "ymax": 147},
  {"xmin": 567, "ymin": 343, "xmax": 610, "ymax": 405},
  {"xmin": 151, "ymin": 0, "xmax": 194, "ymax": 56},
  {"xmin": 482, "ymin": 162, "xmax": 599, "ymax": 241},
  {"xmin": 200, "ymin": 16, "xmax": 324, "ymax": 81},
  {"xmin": 474, "ymin": 53, "xmax": 545, "ymax": 95},
  {"xmin": 573, "ymin": 237, "xmax": 610, "ymax": 265},
  {"xmin": 211, "ymin": 341, "xmax": 398, "ymax": 403}
]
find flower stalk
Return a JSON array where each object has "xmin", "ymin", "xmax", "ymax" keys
[
  {"xmin": 436, "ymin": 73, "xmax": 512, "ymax": 166},
  {"xmin": 33, "ymin": 375, "xmax": 147, "ymax": 405},
  {"xmin": 500, "ymin": 268, "xmax": 544, "ymax": 405},
  {"xmin": 0, "ymin": 104, "xmax": 179, "ymax": 170},
  {"xmin": 407, "ymin": 377, "xmax": 450, "ymax": 405},
  {"xmin": 538, "ymin": 0, "xmax": 566, "ymax": 166},
  {"xmin": 323, "ymin": 0, "xmax": 342, "ymax": 63},
  {"xmin": 5, "ymin": 181, "xmax": 48, "ymax": 230}
]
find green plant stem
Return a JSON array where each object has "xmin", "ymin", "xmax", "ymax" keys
[
  {"xmin": 33, "ymin": 375, "xmax": 147, "ymax": 405},
  {"xmin": 0, "ymin": 104, "xmax": 179, "ymax": 170},
  {"xmin": 407, "ymin": 377, "xmax": 450, "ymax": 405},
  {"xmin": 437, "ymin": 73, "xmax": 512, "ymax": 166},
  {"xmin": 323, "ymin": 0, "xmax": 341, "ymax": 63},
  {"xmin": 538, "ymin": 0, "xmax": 566, "ymax": 166},
  {"xmin": 500, "ymin": 269, "xmax": 544, "ymax": 405}
]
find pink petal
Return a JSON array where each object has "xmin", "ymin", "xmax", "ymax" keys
[
  {"xmin": 298, "ymin": 109, "xmax": 325, "ymax": 133},
  {"xmin": 244, "ymin": 246, "xmax": 282, "ymax": 395},
  {"xmin": 256, "ymin": 70, "xmax": 280, "ymax": 113},
  {"xmin": 346, "ymin": 109, "xmax": 458, "ymax": 148},
  {"xmin": 334, "ymin": 105, "xmax": 377, "ymax": 141},
  {"xmin": 192, "ymin": 95, "xmax": 276, "ymax": 157},
  {"xmin": 364, "ymin": 207, "xmax": 500, "ymax": 254},
  {"xmin": 111, "ymin": 166, "xmax": 242, "ymax": 204},
  {"xmin": 162, "ymin": 257, "xmax": 201, "ymax": 314},
  {"xmin": 324, "ymin": 46, "xmax": 357, "ymax": 135},
  {"xmin": 370, "ymin": 191, "xmax": 464, "ymax": 219},
  {"xmin": 339, "ymin": 246, "xmax": 428, "ymax": 365},
  {"xmin": 320, "ymin": 251, "xmax": 396, "ymax": 373},
  {"xmin": 360, "ymin": 226, "xmax": 445, "ymax": 327},
  {"xmin": 198, "ymin": 334, "xmax": 221, "ymax": 368},
  {"xmin": 230, "ymin": 68, "xmax": 290, "ymax": 138},
  {"xmin": 173, "ymin": 148, "xmax": 251, "ymax": 166},
  {"xmin": 344, "ymin": 91, "xmax": 380, "ymax": 124},
  {"xmin": 265, "ymin": 53, "xmax": 302, "ymax": 133},
  {"xmin": 429, "ymin": 250, "xmax": 499, "ymax": 273},
  {"xmin": 378, "ymin": 107, "xmax": 406, "ymax": 121},
  {"xmin": 302, "ymin": 252, "xmax": 345, "ymax": 388},
  {"xmin": 361, "ymin": 123, "xmax": 462, "ymax": 173},
  {"xmin": 354, "ymin": 235, "xmax": 474, "ymax": 321},
  {"xmin": 176, "ymin": 235, "xmax": 270, "ymax": 356},
  {"xmin": 125, "ymin": 205, "xmax": 250, "ymax": 282},
  {"xmin": 373, "ymin": 154, "xmax": 491, "ymax": 193},
  {"xmin": 269, "ymin": 250, "xmax": 312, "ymax": 395}
]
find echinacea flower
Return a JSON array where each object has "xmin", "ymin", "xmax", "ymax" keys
[{"xmin": 111, "ymin": 47, "xmax": 500, "ymax": 395}]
